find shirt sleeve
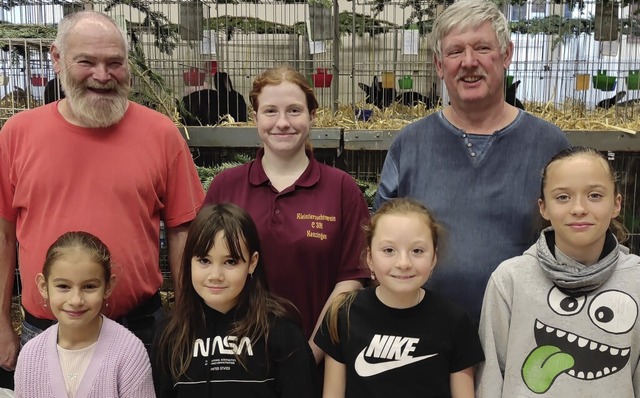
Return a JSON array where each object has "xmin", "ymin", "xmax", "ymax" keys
[
  {"xmin": 476, "ymin": 271, "xmax": 512, "ymax": 398},
  {"xmin": 0, "ymin": 121, "xmax": 17, "ymax": 222},
  {"xmin": 449, "ymin": 310, "xmax": 485, "ymax": 373},
  {"xmin": 313, "ymin": 307, "xmax": 346, "ymax": 364},
  {"xmin": 119, "ymin": 335, "xmax": 157, "ymax": 398},
  {"xmin": 373, "ymin": 139, "xmax": 400, "ymax": 211},
  {"xmin": 270, "ymin": 318, "xmax": 320, "ymax": 398},
  {"xmin": 162, "ymin": 137, "xmax": 204, "ymax": 228},
  {"xmin": 336, "ymin": 173, "xmax": 370, "ymax": 282}
]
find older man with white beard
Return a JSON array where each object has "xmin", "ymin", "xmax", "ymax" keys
[{"xmin": 0, "ymin": 10, "xmax": 204, "ymax": 375}]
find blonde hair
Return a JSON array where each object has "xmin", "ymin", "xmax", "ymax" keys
[
  {"xmin": 431, "ymin": 0, "xmax": 511, "ymax": 60},
  {"xmin": 326, "ymin": 198, "xmax": 442, "ymax": 343}
]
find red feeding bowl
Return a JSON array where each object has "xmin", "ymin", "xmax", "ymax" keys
[
  {"xmin": 30, "ymin": 74, "xmax": 48, "ymax": 87},
  {"xmin": 312, "ymin": 68, "xmax": 333, "ymax": 88},
  {"xmin": 207, "ymin": 60, "xmax": 218, "ymax": 76},
  {"xmin": 183, "ymin": 68, "xmax": 206, "ymax": 86}
]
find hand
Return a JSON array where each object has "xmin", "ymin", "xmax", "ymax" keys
[{"xmin": 0, "ymin": 322, "xmax": 19, "ymax": 371}]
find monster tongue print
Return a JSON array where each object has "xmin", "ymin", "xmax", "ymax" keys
[
  {"xmin": 522, "ymin": 345, "xmax": 574, "ymax": 393},
  {"xmin": 521, "ymin": 320, "xmax": 630, "ymax": 394}
]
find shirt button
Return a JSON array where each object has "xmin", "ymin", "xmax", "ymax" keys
[
  {"xmin": 462, "ymin": 134, "xmax": 467, "ymax": 138},
  {"xmin": 275, "ymin": 209, "xmax": 280, "ymax": 214},
  {"xmin": 467, "ymin": 143, "xmax": 472, "ymax": 147},
  {"xmin": 471, "ymin": 152, "xmax": 476, "ymax": 157}
]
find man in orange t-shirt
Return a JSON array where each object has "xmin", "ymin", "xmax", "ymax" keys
[{"xmin": 0, "ymin": 10, "xmax": 204, "ymax": 376}]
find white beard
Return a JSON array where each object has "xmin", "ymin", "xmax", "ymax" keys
[{"xmin": 59, "ymin": 67, "xmax": 131, "ymax": 128}]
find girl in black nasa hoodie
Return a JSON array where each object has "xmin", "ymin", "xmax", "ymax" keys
[{"xmin": 152, "ymin": 204, "xmax": 319, "ymax": 397}]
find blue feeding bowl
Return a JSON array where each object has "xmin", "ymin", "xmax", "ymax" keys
[{"xmin": 356, "ymin": 108, "xmax": 373, "ymax": 121}]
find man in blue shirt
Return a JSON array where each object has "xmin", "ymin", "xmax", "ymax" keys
[{"xmin": 375, "ymin": 0, "xmax": 570, "ymax": 321}]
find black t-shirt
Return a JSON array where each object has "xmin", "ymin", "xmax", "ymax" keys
[{"xmin": 315, "ymin": 287, "xmax": 484, "ymax": 398}]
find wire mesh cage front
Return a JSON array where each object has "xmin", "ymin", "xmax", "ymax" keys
[{"xmin": 1, "ymin": 0, "xmax": 639, "ymax": 128}]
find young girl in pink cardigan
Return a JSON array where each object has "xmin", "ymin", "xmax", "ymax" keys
[{"xmin": 14, "ymin": 231, "xmax": 155, "ymax": 397}]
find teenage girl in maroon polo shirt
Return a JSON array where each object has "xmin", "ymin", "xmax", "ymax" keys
[{"xmin": 203, "ymin": 66, "xmax": 370, "ymax": 363}]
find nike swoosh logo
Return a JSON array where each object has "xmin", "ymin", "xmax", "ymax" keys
[{"xmin": 354, "ymin": 348, "xmax": 438, "ymax": 377}]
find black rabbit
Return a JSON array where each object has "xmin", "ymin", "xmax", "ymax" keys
[
  {"xmin": 214, "ymin": 71, "xmax": 248, "ymax": 123},
  {"xmin": 180, "ymin": 89, "xmax": 221, "ymax": 126},
  {"xmin": 43, "ymin": 76, "xmax": 65, "ymax": 104},
  {"xmin": 596, "ymin": 91, "xmax": 627, "ymax": 109},
  {"xmin": 358, "ymin": 76, "xmax": 395, "ymax": 108},
  {"xmin": 358, "ymin": 76, "xmax": 435, "ymax": 109},
  {"xmin": 616, "ymin": 97, "xmax": 640, "ymax": 107},
  {"xmin": 505, "ymin": 80, "xmax": 525, "ymax": 110},
  {"xmin": 180, "ymin": 72, "xmax": 249, "ymax": 125},
  {"xmin": 396, "ymin": 91, "xmax": 432, "ymax": 107}
]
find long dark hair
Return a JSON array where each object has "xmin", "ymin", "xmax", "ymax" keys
[{"xmin": 156, "ymin": 203, "xmax": 295, "ymax": 380}]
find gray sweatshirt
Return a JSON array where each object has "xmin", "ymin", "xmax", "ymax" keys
[{"xmin": 477, "ymin": 229, "xmax": 640, "ymax": 397}]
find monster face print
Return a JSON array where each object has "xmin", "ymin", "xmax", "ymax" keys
[{"xmin": 521, "ymin": 286, "xmax": 638, "ymax": 394}]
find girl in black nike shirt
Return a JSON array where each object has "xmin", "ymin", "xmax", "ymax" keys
[
  {"xmin": 152, "ymin": 204, "xmax": 319, "ymax": 397},
  {"xmin": 315, "ymin": 198, "xmax": 484, "ymax": 398}
]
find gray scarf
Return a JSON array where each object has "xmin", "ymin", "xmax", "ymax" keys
[{"xmin": 537, "ymin": 227, "xmax": 619, "ymax": 295}]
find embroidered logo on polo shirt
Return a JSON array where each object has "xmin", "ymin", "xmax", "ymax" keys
[
  {"xmin": 354, "ymin": 334, "xmax": 437, "ymax": 377},
  {"xmin": 297, "ymin": 212, "xmax": 336, "ymax": 241}
]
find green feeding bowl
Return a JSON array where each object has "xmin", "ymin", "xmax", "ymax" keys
[
  {"xmin": 505, "ymin": 75, "xmax": 514, "ymax": 87},
  {"xmin": 627, "ymin": 70, "xmax": 639, "ymax": 90},
  {"xmin": 592, "ymin": 70, "xmax": 617, "ymax": 91},
  {"xmin": 398, "ymin": 76, "xmax": 413, "ymax": 90}
]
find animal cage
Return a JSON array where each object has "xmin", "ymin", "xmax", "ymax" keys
[{"xmin": 1, "ymin": 0, "xmax": 639, "ymax": 127}]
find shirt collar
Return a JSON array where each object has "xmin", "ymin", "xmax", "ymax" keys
[{"xmin": 248, "ymin": 148, "xmax": 320, "ymax": 189}]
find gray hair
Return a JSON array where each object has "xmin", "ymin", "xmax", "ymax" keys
[
  {"xmin": 53, "ymin": 10, "xmax": 130, "ymax": 56},
  {"xmin": 431, "ymin": 0, "xmax": 511, "ymax": 60}
]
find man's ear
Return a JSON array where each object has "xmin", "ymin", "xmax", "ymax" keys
[
  {"xmin": 50, "ymin": 44, "xmax": 62, "ymax": 74},
  {"xmin": 502, "ymin": 41, "xmax": 514, "ymax": 70},
  {"xmin": 434, "ymin": 54, "xmax": 444, "ymax": 79}
]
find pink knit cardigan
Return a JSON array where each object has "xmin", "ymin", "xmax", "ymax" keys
[{"xmin": 14, "ymin": 316, "xmax": 155, "ymax": 398}]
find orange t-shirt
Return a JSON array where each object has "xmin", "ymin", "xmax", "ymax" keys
[{"xmin": 0, "ymin": 102, "xmax": 204, "ymax": 319}]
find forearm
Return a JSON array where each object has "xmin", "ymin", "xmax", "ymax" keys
[
  {"xmin": 0, "ymin": 217, "xmax": 19, "ymax": 370},
  {"xmin": 166, "ymin": 222, "xmax": 190, "ymax": 303},
  {"xmin": 322, "ymin": 356, "xmax": 346, "ymax": 398},
  {"xmin": 309, "ymin": 279, "xmax": 363, "ymax": 364},
  {"xmin": 450, "ymin": 366, "xmax": 475, "ymax": 398},
  {"xmin": 0, "ymin": 218, "xmax": 16, "ymax": 324}
]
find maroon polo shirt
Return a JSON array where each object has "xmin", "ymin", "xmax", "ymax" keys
[{"xmin": 204, "ymin": 149, "xmax": 370, "ymax": 338}]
